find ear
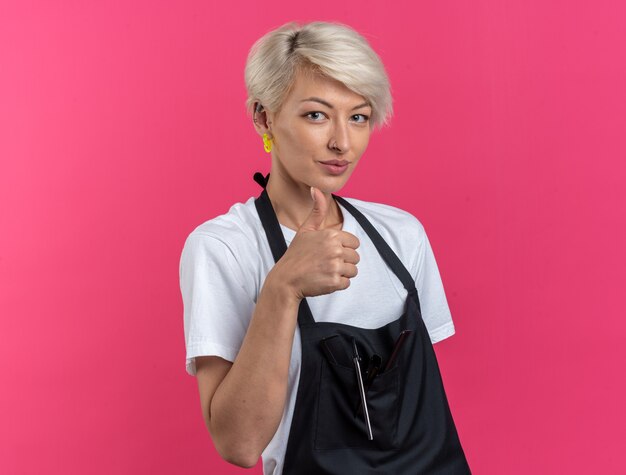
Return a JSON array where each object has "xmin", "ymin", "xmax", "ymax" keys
[{"xmin": 253, "ymin": 102, "xmax": 273, "ymax": 137}]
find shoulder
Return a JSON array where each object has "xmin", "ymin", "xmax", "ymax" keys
[
  {"xmin": 181, "ymin": 196, "xmax": 265, "ymax": 259},
  {"xmin": 179, "ymin": 197, "xmax": 265, "ymax": 295},
  {"xmin": 338, "ymin": 196, "xmax": 429, "ymax": 274}
]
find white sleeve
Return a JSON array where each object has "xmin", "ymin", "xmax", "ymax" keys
[
  {"xmin": 412, "ymin": 220, "xmax": 456, "ymax": 344},
  {"xmin": 179, "ymin": 231, "xmax": 255, "ymax": 376}
]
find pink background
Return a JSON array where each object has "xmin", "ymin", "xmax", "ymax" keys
[{"xmin": 1, "ymin": 1, "xmax": 624, "ymax": 474}]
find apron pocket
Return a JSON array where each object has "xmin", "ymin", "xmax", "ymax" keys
[{"xmin": 314, "ymin": 358, "xmax": 400, "ymax": 451}]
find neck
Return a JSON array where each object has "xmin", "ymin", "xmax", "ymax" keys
[{"xmin": 265, "ymin": 175, "xmax": 343, "ymax": 232}]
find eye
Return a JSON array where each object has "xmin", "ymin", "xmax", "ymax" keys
[
  {"xmin": 350, "ymin": 114, "xmax": 370, "ymax": 123},
  {"xmin": 304, "ymin": 111, "xmax": 327, "ymax": 121}
]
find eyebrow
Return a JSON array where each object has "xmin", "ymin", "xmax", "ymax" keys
[{"xmin": 300, "ymin": 97, "xmax": 371, "ymax": 111}]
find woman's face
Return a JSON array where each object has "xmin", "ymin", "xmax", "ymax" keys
[{"xmin": 261, "ymin": 69, "xmax": 372, "ymax": 195}]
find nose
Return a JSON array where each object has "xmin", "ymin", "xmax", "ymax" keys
[{"xmin": 328, "ymin": 120, "xmax": 350, "ymax": 154}]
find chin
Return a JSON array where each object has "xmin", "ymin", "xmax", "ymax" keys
[{"xmin": 318, "ymin": 177, "xmax": 350, "ymax": 195}]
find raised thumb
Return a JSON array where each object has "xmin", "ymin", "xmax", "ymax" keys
[{"xmin": 301, "ymin": 186, "xmax": 329, "ymax": 231}]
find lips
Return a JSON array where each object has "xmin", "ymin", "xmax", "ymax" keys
[{"xmin": 319, "ymin": 160, "xmax": 349, "ymax": 166}]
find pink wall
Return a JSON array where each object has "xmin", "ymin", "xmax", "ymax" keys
[{"xmin": 1, "ymin": 1, "xmax": 624, "ymax": 473}]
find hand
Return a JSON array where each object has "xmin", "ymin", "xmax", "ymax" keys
[{"xmin": 274, "ymin": 186, "xmax": 361, "ymax": 301}]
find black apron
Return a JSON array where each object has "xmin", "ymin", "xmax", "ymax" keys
[{"xmin": 253, "ymin": 172, "xmax": 471, "ymax": 475}]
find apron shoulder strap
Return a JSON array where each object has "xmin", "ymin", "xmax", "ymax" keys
[
  {"xmin": 253, "ymin": 171, "xmax": 316, "ymax": 326},
  {"xmin": 332, "ymin": 194, "xmax": 422, "ymax": 314}
]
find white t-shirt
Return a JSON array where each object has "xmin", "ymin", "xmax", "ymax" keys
[{"xmin": 179, "ymin": 194, "xmax": 456, "ymax": 475}]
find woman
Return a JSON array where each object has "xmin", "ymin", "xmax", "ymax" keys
[{"xmin": 180, "ymin": 21, "xmax": 471, "ymax": 474}]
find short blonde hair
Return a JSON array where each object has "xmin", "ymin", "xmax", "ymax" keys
[{"xmin": 244, "ymin": 21, "xmax": 393, "ymax": 129}]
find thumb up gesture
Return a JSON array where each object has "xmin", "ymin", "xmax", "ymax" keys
[{"xmin": 274, "ymin": 187, "xmax": 361, "ymax": 301}]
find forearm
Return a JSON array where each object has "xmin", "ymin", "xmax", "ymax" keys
[{"xmin": 209, "ymin": 266, "xmax": 300, "ymax": 467}]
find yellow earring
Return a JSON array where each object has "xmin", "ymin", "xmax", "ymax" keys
[{"xmin": 262, "ymin": 133, "xmax": 273, "ymax": 153}]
